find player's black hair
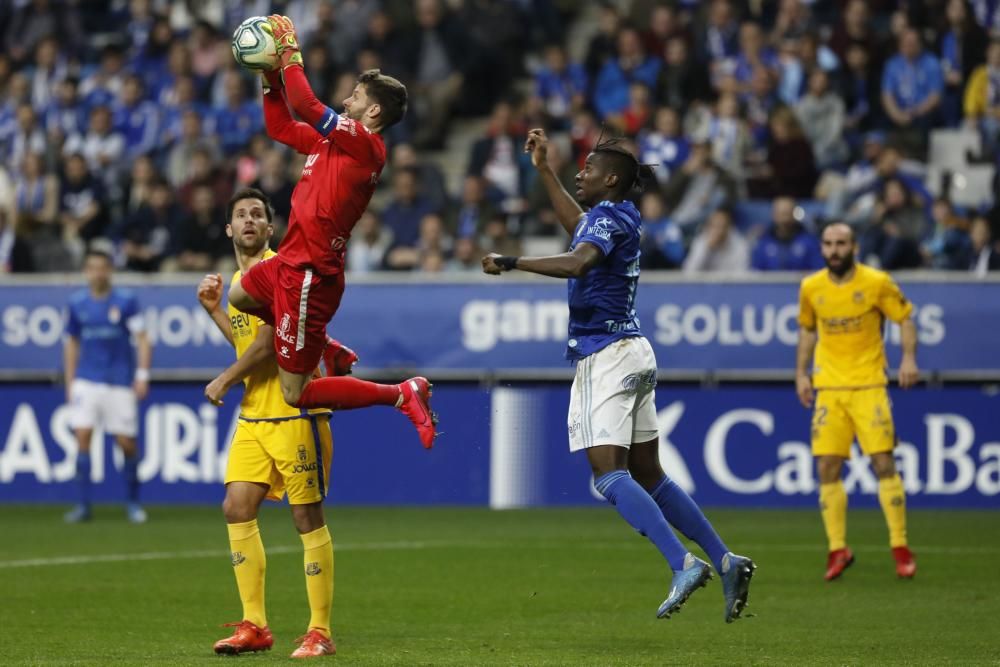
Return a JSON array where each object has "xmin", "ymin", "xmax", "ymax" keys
[
  {"xmin": 592, "ymin": 128, "xmax": 656, "ymax": 199},
  {"xmin": 226, "ymin": 188, "xmax": 274, "ymax": 226},
  {"xmin": 84, "ymin": 239, "xmax": 114, "ymax": 263},
  {"xmin": 358, "ymin": 69, "xmax": 408, "ymax": 131},
  {"xmin": 820, "ymin": 220, "xmax": 856, "ymax": 243}
]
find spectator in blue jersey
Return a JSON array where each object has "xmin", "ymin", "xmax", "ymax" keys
[
  {"xmin": 881, "ymin": 29, "xmax": 944, "ymax": 137},
  {"xmin": 79, "ymin": 45, "xmax": 127, "ymax": 113},
  {"xmin": 532, "ymin": 44, "xmax": 588, "ymax": 130},
  {"xmin": 725, "ymin": 22, "xmax": 779, "ymax": 95},
  {"xmin": 483, "ymin": 127, "xmax": 756, "ymax": 623},
  {"xmin": 112, "ymin": 74, "xmax": 160, "ymax": 164},
  {"xmin": 63, "ymin": 242, "xmax": 152, "ymax": 524},
  {"xmin": 130, "ymin": 15, "xmax": 174, "ymax": 98},
  {"xmin": 213, "ymin": 71, "xmax": 263, "ymax": 155},
  {"xmin": 28, "ymin": 36, "xmax": 67, "ymax": 109},
  {"xmin": 751, "ymin": 196, "xmax": 824, "ymax": 271},
  {"xmin": 639, "ymin": 106, "xmax": 689, "ymax": 184},
  {"xmin": 593, "ymin": 27, "xmax": 661, "ymax": 121},
  {"xmin": 699, "ymin": 0, "xmax": 739, "ymax": 64},
  {"xmin": 43, "ymin": 77, "xmax": 87, "ymax": 144},
  {"xmin": 381, "ymin": 166, "xmax": 439, "ymax": 250},
  {"xmin": 638, "ymin": 190, "xmax": 685, "ymax": 269},
  {"xmin": 6, "ymin": 103, "xmax": 46, "ymax": 168},
  {"xmin": 925, "ymin": 198, "xmax": 973, "ymax": 270}
]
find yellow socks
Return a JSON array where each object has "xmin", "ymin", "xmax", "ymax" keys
[
  {"xmin": 227, "ymin": 519, "xmax": 267, "ymax": 628},
  {"xmin": 301, "ymin": 525, "xmax": 334, "ymax": 637},
  {"xmin": 878, "ymin": 474, "xmax": 908, "ymax": 548},
  {"xmin": 819, "ymin": 481, "xmax": 848, "ymax": 551}
]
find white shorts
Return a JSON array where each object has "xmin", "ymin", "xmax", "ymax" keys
[
  {"xmin": 568, "ymin": 336, "xmax": 659, "ymax": 452},
  {"xmin": 67, "ymin": 378, "xmax": 139, "ymax": 437}
]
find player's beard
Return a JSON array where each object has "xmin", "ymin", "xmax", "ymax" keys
[
  {"xmin": 233, "ymin": 235, "xmax": 268, "ymax": 256},
  {"xmin": 825, "ymin": 252, "xmax": 855, "ymax": 277}
]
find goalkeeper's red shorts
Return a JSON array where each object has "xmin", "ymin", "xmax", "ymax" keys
[{"xmin": 240, "ymin": 255, "xmax": 345, "ymax": 375}]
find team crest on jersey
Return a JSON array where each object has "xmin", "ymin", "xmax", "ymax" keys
[
  {"xmin": 853, "ymin": 291, "xmax": 864, "ymax": 304},
  {"xmin": 277, "ymin": 313, "xmax": 295, "ymax": 345},
  {"xmin": 108, "ymin": 306, "xmax": 120, "ymax": 324}
]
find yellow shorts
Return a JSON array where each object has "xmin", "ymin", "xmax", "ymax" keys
[
  {"xmin": 811, "ymin": 387, "xmax": 895, "ymax": 458},
  {"xmin": 225, "ymin": 414, "xmax": 332, "ymax": 504}
]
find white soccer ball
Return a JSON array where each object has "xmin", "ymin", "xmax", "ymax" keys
[{"xmin": 231, "ymin": 16, "xmax": 278, "ymax": 72}]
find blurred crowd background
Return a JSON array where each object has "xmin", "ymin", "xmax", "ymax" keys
[{"xmin": 1, "ymin": 0, "xmax": 999, "ymax": 277}]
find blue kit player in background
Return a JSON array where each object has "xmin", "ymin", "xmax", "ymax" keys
[
  {"xmin": 63, "ymin": 242, "xmax": 152, "ymax": 523},
  {"xmin": 483, "ymin": 129, "xmax": 756, "ymax": 623}
]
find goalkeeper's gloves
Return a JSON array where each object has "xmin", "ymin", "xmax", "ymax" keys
[{"xmin": 267, "ymin": 14, "xmax": 303, "ymax": 71}]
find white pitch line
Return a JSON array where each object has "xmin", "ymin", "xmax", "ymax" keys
[{"xmin": 0, "ymin": 540, "xmax": 458, "ymax": 570}]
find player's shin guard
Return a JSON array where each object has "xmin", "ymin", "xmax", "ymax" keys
[
  {"xmin": 227, "ymin": 519, "xmax": 267, "ymax": 629},
  {"xmin": 878, "ymin": 474, "xmax": 908, "ymax": 547},
  {"xmin": 595, "ymin": 470, "xmax": 689, "ymax": 571},
  {"xmin": 123, "ymin": 454, "xmax": 140, "ymax": 503},
  {"xmin": 650, "ymin": 476, "xmax": 729, "ymax": 572},
  {"xmin": 819, "ymin": 481, "xmax": 848, "ymax": 551},
  {"xmin": 300, "ymin": 525, "xmax": 334, "ymax": 637},
  {"xmin": 295, "ymin": 377, "xmax": 400, "ymax": 411},
  {"xmin": 76, "ymin": 452, "xmax": 92, "ymax": 507}
]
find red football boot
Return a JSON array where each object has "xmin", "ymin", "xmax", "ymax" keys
[
  {"xmin": 824, "ymin": 547, "xmax": 855, "ymax": 581},
  {"xmin": 322, "ymin": 338, "xmax": 358, "ymax": 377},
  {"xmin": 397, "ymin": 377, "xmax": 438, "ymax": 449},
  {"xmin": 892, "ymin": 546, "xmax": 917, "ymax": 578},
  {"xmin": 213, "ymin": 620, "xmax": 273, "ymax": 655},
  {"xmin": 291, "ymin": 629, "xmax": 336, "ymax": 658}
]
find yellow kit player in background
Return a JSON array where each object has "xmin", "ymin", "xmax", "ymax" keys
[
  {"xmin": 796, "ymin": 222, "xmax": 919, "ymax": 581},
  {"xmin": 196, "ymin": 188, "xmax": 356, "ymax": 659}
]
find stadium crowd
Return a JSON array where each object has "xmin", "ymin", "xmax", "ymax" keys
[{"xmin": 1, "ymin": 0, "xmax": 999, "ymax": 275}]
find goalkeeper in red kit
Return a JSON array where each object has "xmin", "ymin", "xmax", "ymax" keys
[{"xmin": 225, "ymin": 15, "xmax": 438, "ymax": 448}]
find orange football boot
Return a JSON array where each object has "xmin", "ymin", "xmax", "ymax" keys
[
  {"xmin": 291, "ymin": 629, "xmax": 336, "ymax": 658},
  {"xmin": 892, "ymin": 546, "xmax": 917, "ymax": 578},
  {"xmin": 824, "ymin": 547, "xmax": 855, "ymax": 581},
  {"xmin": 397, "ymin": 377, "xmax": 438, "ymax": 449},
  {"xmin": 213, "ymin": 620, "xmax": 273, "ymax": 655}
]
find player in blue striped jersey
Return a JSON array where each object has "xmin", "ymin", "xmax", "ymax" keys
[
  {"xmin": 63, "ymin": 244, "xmax": 152, "ymax": 523},
  {"xmin": 483, "ymin": 129, "xmax": 755, "ymax": 622}
]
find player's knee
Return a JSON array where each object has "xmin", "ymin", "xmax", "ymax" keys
[
  {"xmin": 870, "ymin": 453, "xmax": 897, "ymax": 478},
  {"xmin": 290, "ymin": 503, "xmax": 324, "ymax": 534},
  {"xmin": 816, "ymin": 457, "xmax": 843, "ymax": 484},
  {"xmin": 222, "ymin": 496, "xmax": 256, "ymax": 524}
]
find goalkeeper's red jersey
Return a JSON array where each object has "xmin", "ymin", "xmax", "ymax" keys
[
  {"xmin": 262, "ymin": 63, "xmax": 387, "ymax": 276},
  {"xmin": 277, "ymin": 117, "xmax": 386, "ymax": 275}
]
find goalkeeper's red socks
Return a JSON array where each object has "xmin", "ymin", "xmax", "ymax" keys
[{"xmin": 295, "ymin": 377, "xmax": 400, "ymax": 411}]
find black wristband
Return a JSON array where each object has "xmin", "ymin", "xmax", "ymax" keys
[{"xmin": 495, "ymin": 256, "xmax": 519, "ymax": 271}]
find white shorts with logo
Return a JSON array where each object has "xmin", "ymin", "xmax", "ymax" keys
[
  {"xmin": 67, "ymin": 378, "xmax": 139, "ymax": 437},
  {"xmin": 568, "ymin": 336, "xmax": 659, "ymax": 452}
]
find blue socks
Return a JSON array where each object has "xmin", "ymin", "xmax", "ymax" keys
[
  {"xmin": 123, "ymin": 455, "xmax": 140, "ymax": 503},
  {"xmin": 595, "ymin": 470, "xmax": 689, "ymax": 571},
  {"xmin": 76, "ymin": 452, "xmax": 91, "ymax": 507},
  {"xmin": 651, "ymin": 476, "xmax": 728, "ymax": 572}
]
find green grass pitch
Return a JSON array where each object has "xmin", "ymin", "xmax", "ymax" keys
[{"xmin": 1, "ymin": 506, "xmax": 999, "ymax": 666}]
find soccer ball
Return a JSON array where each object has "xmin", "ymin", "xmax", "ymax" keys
[{"xmin": 231, "ymin": 17, "xmax": 278, "ymax": 72}]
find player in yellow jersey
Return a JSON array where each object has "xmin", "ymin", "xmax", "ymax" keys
[
  {"xmin": 796, "ymin": 222, "xmax": 919, "ymax": 581},
  {"xmin": 196, "ymin": 188, "xmax": 357, "ymax": 658}
]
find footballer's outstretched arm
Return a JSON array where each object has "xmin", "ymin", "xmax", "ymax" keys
[
  {"xmin": 263, "ymin": 83, "xmax": 323, "ymax": 155},
  {"xmin": 204, "ymin": 325, "xmax": 276, "ymax": 406},
  {"xmin": 482, "ymin": 243, "xmax": 602, "ymax": 279},
  {"xmin": 525, "ymin": 129, "xmax": 585, "ymax": 237}
]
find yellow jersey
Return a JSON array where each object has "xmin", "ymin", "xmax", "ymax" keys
[
  {"xmin": 228, "ymin": 250, "xmax": 328, "ymax": 419},
  {"xmin": 798, "ymin": 263, "xmax": 913, "ymax": 389}
]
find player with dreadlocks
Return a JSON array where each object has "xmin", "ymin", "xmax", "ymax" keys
[{"xmin": 483, "ymin": 128, "xmax": 756, "ymax": 622}]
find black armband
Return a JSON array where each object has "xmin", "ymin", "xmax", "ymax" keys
[{"xmin": 495, "ymin": 256, "xmax": 519, "ymax": 271}]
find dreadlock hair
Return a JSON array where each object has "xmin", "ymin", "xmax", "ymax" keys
[{"xmin": 592, "ymin": 127, "xmax": 657, "ymax": 199}]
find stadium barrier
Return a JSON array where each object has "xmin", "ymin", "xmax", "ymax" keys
[{"xmin": 0, "ymin": 274, "xmax": 997, "ymax": 507}]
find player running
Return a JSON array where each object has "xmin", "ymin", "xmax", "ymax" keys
[
  {"xmin": 63, "ymin": 242, "xmax": 151, "ymax": 524},
  {"xmin": 796, "ymin": 222, "xmax": 919, "ymax": 581},
  {"xmin": 198, "ymin": 189, "xmax": 358, "ymax": 658},
  {"xmin": 225, "ymin": 15, "xmax": 437, "ymax": 448},
  {"xmin": 483, "ymin": 129, "xmax": 755, "ymax": 622}
]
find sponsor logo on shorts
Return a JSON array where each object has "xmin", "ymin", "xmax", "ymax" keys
[
  {"xmin": 280, "ymin": 345, "xmax": 290, "ymax": 358},
  {"xmin": 305, "ymin": 562, "xmax": 322, "ymax": 576},
  {"xmin": 277, "ymin": 313, "xmax": 295, "ymax": 345},
  {"xmin": 297, "ymin": 444, "xmax": 307, "ymax": 462},
  {"xmin": 306, "ymin": 477, "xmax": 316, "ymax": 488},
  {"xmin": 293, "ymin": 461, "xmax": 318, "ymax": 474},
  {"xmin": 231, "ymin": 552, "xmax": 246, "ymax": 567},
  {"xmin": 621, "ymin": 370, "xmax": 656, "ymax": 393},
  {"xmin": 568, "ymin": 420, "xmax": 582, "ymax": 438}
]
